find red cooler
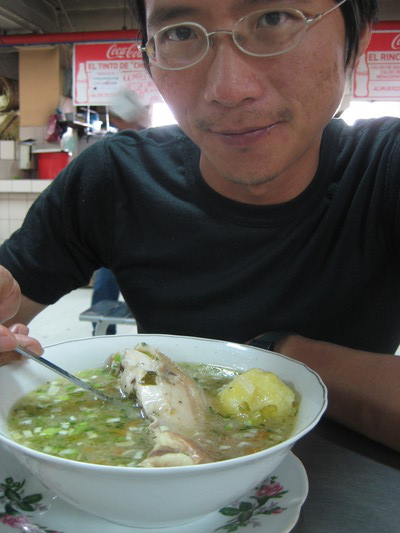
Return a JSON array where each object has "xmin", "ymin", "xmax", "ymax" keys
[{"xmin": 33, "ymin": 149, "xmax": 71, "ymax": 180}]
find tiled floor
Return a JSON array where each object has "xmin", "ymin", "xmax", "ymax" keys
[{"xmin": 27, "ymin": 287, "xmax": 137, "ymax": 347}]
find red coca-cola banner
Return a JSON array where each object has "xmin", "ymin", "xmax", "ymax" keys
[
  {"xmin": 353, "ymin": 21, "xmax": 400, "ymax": 100},
  {"xmin": 73, "ymin": 40, "xmax": 162, "ymax": 106}
]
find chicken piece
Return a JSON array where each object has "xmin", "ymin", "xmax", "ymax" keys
[
  {"xmin": 117, "ymin": 343, "xmax": 211, "ymax": 466},
  {"xmin": 139, "ymin": 427, "xmax": 211, "ymax": 467},
  {"xmin": 118, "ymin": 341, "xmax": 209, "ymax": 433}
]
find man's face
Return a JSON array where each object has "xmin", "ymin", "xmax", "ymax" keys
[{"xmin": 145, "ymin": 0, "xmax": 351, "ymax": 203}]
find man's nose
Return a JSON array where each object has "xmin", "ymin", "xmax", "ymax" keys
[{"xmin": 202, "ymin": 35, "xmax": 264, "ymax": 108}]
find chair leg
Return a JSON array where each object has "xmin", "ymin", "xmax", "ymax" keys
[{"xmin": 94, "ymin": 321, "xmax": 109, "ymax": 336}]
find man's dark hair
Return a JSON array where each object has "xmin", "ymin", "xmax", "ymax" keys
[
  {"xmin": 133, "ymin": 0, "xmax": 379, "ymax": 68},
  {"xmin": 340, "ymin": 0, "xmax": 379, "ymax": 66}
]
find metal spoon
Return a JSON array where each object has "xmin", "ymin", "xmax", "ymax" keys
[{"xmin": 15, "ymin": 345, "xmax": 112, "ymax": 402}]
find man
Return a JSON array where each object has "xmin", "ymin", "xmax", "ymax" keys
[{"xmin": 1, "ymin": 0, "xmax": 400, "ymax": 452}]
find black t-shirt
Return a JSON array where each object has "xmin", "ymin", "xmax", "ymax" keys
[{"xmin": 1, "ymin": 117, "xmax": 400, "ymax": 352}]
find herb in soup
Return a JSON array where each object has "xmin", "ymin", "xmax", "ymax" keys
[{"xmin": 8, "ymin": 363, "xmax": 298, "ymax": 467}]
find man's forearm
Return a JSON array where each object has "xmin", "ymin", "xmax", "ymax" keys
[
  {"xmin": 3, "ymin": 294, "xmax": 46, "ymax": 327},
  {"xmin": 275, "ymin": 335, "xmax": 400, "ymax": 452}
]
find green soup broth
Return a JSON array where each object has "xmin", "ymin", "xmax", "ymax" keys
[{"xmin": 8, "ymin": 362, "xmax": 298, "ymax": 467}]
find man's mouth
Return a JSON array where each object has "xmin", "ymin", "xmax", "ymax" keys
[
  {"xmin": 209, "ymin": 122, "xmax": 281, "ymax": 146},
  {"xmin": 213, "ymin": 123, "xmax": 278, "ymax": 135}
]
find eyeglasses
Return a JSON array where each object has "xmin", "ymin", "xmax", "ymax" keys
[{"xmin": 139, "ymin": 0, "xmax": 348, "ymax": 70}]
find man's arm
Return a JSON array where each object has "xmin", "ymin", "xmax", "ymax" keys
[
  {"xmin": 4, "ymin": 293, "xmax": 47, "ymax": 327},
  {"xmin": 275, "ymin": 335, "xmax": 400, "ymax": 453}
]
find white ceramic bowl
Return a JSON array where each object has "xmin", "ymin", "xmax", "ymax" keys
[{"xmin": 0, "ymin": 334, "xmax": 327, "ymax": 528}]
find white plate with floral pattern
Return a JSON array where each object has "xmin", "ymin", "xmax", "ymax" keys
[{"xmin": 0, "ymin": 443, "xmax": 307, "ymax": 533}]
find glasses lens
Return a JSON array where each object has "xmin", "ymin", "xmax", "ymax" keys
[
  {"xmin": 149, "ymin": 23, "xmax": 208, "ymax": 69},
  {"xmin": 234, "ymin": 9, "xmax": 306, "ymax": 56}
]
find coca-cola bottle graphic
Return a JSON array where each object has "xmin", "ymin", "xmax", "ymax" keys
[
  {"xmin": 354, "ymin": 53, "xmax": 369, "ymax": 98},
  {"xmin": 76, "ymin": 63, "xmax": 88, "ymax": 104}
]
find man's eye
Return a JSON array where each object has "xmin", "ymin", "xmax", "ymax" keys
[
  {"xmin": 164, "ymin": 26, "xmax": 198, "ymax": 42},
  {"xmin": 258, "ymin": 11, "xmax": 289, "ymax": 28}
]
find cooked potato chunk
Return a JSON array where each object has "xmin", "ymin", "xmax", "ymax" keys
[{"xmin": 217, "ymin": 369, "xmax": 296, "ymax": 424}]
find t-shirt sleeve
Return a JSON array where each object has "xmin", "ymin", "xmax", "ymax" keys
[{"xmin": 0, "ymin": 138, "xmax": 116, "ymax": 305}]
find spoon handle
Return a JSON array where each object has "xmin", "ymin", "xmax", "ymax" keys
[{"xmin": 15, "ymin": 345, "xmax": 110, "ymax": 402}]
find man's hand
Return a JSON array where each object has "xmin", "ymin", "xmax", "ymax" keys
[
  {"xmin": 0, "ymin": 266, "xmax": 43, "ymax": 365},
  {"xmin": 0, "ymin": 265, "xmax": 21, "ymax": 323}
]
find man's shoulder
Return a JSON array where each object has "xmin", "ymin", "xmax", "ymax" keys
[
  {"xmin": 99, "ymin": 125, "xmax": 196, "ymax": 166},
  {"xmin": 112, "ymin": 124, "xmax": 189, "ymax": 148},
  {"xmin": 326, "ymin": 116, "xmax": 400, "ymax": 142},
  {"xmin": 323, "ymin": 116, "xmax": 400, "ymax": 168}
]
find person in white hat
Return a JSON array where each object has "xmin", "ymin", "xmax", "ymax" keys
[{"xmin": 108, "ymin": 88, "xmax": 151, "ymax": 131}]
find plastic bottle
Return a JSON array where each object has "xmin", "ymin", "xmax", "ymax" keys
[{"xmin": 61, "ymin": 127, "xmax": 77, "ymax": 156}]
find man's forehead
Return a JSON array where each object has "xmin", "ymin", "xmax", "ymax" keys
[
  {"xmin": 144, "ymin": 0, "xmax": 315, "ymax": 8},
  {"xmin": 144, "ymin": 0, "xmax": 315, "ymax": 20}
]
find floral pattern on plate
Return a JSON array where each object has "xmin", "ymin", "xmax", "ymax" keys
[
  {"xmin": 216, "ymin": 475, "xmax": 288, "ymax": 531},
  {"xmin": 0, "ymin": 444, "xmax": 308, "ymax": 533},
  {"xmin": 0, "ymin": 476, "xmax": 61, "ymax": 533}
]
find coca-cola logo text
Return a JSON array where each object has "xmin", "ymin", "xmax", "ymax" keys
[
  {"xmin": 106, "ymin": 44, "xmax": 141, "ymax": 60},
  {"xmin": 392, "ymin": 33, "xmax": 400, "ymax": 50}
]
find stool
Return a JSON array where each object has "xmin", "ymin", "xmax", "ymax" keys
[{"xmin": 79, "ymin": 300, "xmax": 136, "ymax": 336}]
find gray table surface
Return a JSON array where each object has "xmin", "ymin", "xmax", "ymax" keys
[{"xmin": 292, "ymin": 419, "xmax": 400, "ymax": 532}]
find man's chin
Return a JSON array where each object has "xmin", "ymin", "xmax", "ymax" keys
[{"xmin": 222, "ymin": 171, "xmax": 279, "ymax": 188}]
